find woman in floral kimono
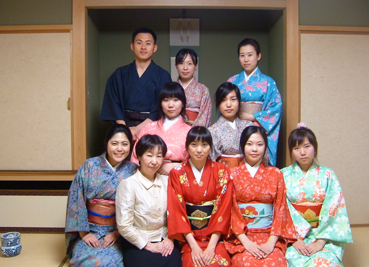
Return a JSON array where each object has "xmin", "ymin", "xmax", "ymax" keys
[
  {"xmin": 167, "ymin": 126, "xmax": 233, "ymax": 267},
  {"xmin": 228, "ymin": 38, "xmax": 282, "ymax": 166},
  {"xmin": 281, "ymin": 123, "xmax": 353, "ymax": 267},
  {"xmin": 65, "ymin": 124, "xmax": 137, "ymax": 267},
  {"xmin": 175, "ymin": 48, "xmax": 212, "ymax": 127},
  {"xmin": 131, "ymin": 82, "xmax": 191, "ymax": 175},
  {"xmin": 208, "ymin": 82, "xmax": 253, "ymax": 168},
  {"xmin": 225, "ymin": 126, "xmax": 296, "ymax": 267}
]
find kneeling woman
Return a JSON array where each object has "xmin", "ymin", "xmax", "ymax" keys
[
  {"xmin": 281, "ymin": 123, "xmax": 352, "ymax": 266},
  {"xmin": 65, "ymin": 124, "xmax": 137, "ymax": 267},
  {"xmin": 225, "ymin": 126, "xmax": 296, "ymax": 267},
  {"xmin": 168, "ymin": 126, "xmax": 233, "ymax": 267},
  {"xmin": 116, "ymin": 134, "xmax": 182, "ymax": 267}
]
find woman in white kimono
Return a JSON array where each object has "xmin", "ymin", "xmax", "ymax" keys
[{"xmin": 281, "ymin": 123, "xmax": 353, "ymax": 266}]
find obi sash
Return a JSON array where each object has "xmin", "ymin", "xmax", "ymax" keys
[
  {"xmin": 240, "ymin": 101, "xmax": 263, "ymax": 114},
  {"xmin": 238, "ymin": 203, "xmax": 273, "ymax": 229},
  {"xmin": 218, "ymin": 154, "xmax": 244, "ymax": 168},
  {"xmin": 292, "ymin": 202, "xmax": 322, "ymax": 228},
  {"xmin": 186, "ymin": 201, "xmax": 214, "ymax": 230},
  {"xmin": 87, "ymin": 199, "xmax": 116, "ymax": 225},
  {"xmin": 185, "ymin": 109, "xmax": 199, "ymax": 125}
]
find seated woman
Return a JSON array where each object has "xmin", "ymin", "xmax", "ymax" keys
[
  {"xmin": 208, "ymin": 82, "xmax": 253, "ymax": 168},
  {"xmin": 131, "ymin": 82, "xmax": 191, "ymax": 175},
  {"xmin": 65, "ymin": 124, "xmax": 137, "ymax": 267},
  {"xmin": 115, "ymin": 134, "xmax": 182, "ymax": 267},
  {"xmin": 167, "ymin": 126, "xmax": 233, "ymax": 267},
  {"xmin": 175, "ymin": 48, "xmax": 212, "ymax": 127},
  {"xmin": 224, "ymin": 126, "xmax": 296, "ymax": 267},
  {"xmin": 281, "ymin": 123, "xmax": 353, "ymax": 267},
  {"xmin": 228, "ymin": 38, "xmax": 282, "ymax": 166}
]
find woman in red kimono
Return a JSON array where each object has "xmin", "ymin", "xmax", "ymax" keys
[
  {"xmin": 225, "ymin": 126, "xmax": 296, "ymax": 267},
  {"xmin": 167, "ymin": 126, "xmax": 233, "ymax": 267}
]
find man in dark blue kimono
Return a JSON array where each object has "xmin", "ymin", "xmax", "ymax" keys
[{"xmin": 101, "ymin": 28, "xmax": 172, "ymax": 140}]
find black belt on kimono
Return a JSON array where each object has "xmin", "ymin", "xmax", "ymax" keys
[{"xmin": 186, "ymin": 203, "xmax": 214, "ymax": 230}]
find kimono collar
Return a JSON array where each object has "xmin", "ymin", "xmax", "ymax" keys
[
  {"xmin": 189, "ymin": 158, "xmax": 205, "ymax": 184},
  {"xmin": 102, "ymin": 153, "xmax": 122, "ymax": 171},
  {"xmin": 136, "ymin": 169, "xmax": 163, "ymax": 189},
  {"xmin": 163, "ymin": 115, "xmax": 181, "ymax": 131},
  {"xmin": 243, "ymin": 67, "xmax": 259, "ymax": 82},
  {"xmin": 178, "ymin": 76, "xmax": 196, "ymax": 90},
  {"xmin": 245, "ymin": 159, "xmax": 262, "ymax": 178},
  {"xmin": 292, "ymin": 160, "xmax": 319, "ymax": 175}
]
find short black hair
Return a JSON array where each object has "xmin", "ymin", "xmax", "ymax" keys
[
  {"xmin": 135, "ymin": 134, "xmax": 167, "ymax": 159},
  {"xmin": 186, "ymin": 126, "xmax": 213, "ymax": 149},
  {"xmin": 214, "ymin": 82, "xmax": 241, "ymax": 110},
  {"xmin": 103, "ymin": 124, "xmax": 133, "ymax": 161},
  {"xmin": 238, "ymin": 38, "xmax": 261, "ymax": 56},
  {"xmin": 175, "ymin": 48, "xmax": 198, "ymax": 66},
  {"xmin": 158, "ymin": 82, "xmax": 187, "ymax": 119},
  {"xmin": 132, "ymin": 27, "xmax": 157, "ymax": 44},
  {"xmin": 288, "ymin": 127, "xmax": 318, "ymax": 159},
  {"xmin": 239, "ymin": 126, "xmax": 268, "ymax": 157}
]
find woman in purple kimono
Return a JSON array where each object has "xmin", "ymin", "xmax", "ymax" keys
[
  {"xmin": 65, "ymin": 124, "xmax": 137, "ymax": 267},
  {"xmin": 228, "ymin": 38, "xmax": 282, "ymax": 166}
]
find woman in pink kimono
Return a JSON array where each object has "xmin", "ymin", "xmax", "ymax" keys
[
  {"xmin": 132, "ymin": 82, "xmax": 191, "ymax": 175},
  {"xmin": 175, "ymin": 48, "xmax": 212, "ymax": 127}
]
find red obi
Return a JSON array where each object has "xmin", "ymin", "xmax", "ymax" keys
[
  {"xmin": 185, "ymin": 109, "xmax": 198, "ymax": 125},
  {"xmin": 218, "ymin": 156, "xmax": 244, "ymax": 168},
  {"xmin": 292, "ymin": 202, "xmax": 322, "ymax": 228},
  {"xmin": 86, "ymin": 199, "xmax": 116, "ymax": 225}
]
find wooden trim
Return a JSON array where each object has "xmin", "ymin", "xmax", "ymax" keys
[
  {"xmin": 0, "ymin": 171, "xmax": 76, "ymax": 181},
  {"xmin": 0, "ymin": 190, "xmax": 69, "ymax": 196},
  {"xmin": 300, "ymin": 25, "xmax": 369, "ymax": 34},
  {"xmin": 0, "ymin": 227, "xmax": 64, "ymax": 233},
  {"xmin": 0, "ymin": 25, "xmax": 72, "ymax": 33},
  {"xmin": 85, "ymin": 0, "xmax": 286, "ymax": 9},
  {"xmin": 72, "ymin": 0, "xmax": 88, "ymax": 170},
  {"xmin": 284, "ymin": 0, "xmax": 300, "ymax": 166}
]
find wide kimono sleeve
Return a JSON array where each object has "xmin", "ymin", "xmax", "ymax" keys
[
  {"xmin": 130, "ymin": 122, "xmax": 155, "ymax": 164},
  {"xmin": 208, "ymin": 123, "xmax": 222, "ymax": 162},
  {"xmin": 167, "ymin": 166, "xmax": 192, "ymax": 242},
  {"xmin": 100, "ymin": 67, "xmax": 127, "ymax": 122},
  {"xmin": 194, "ymin": 84, "xmax": 212, "ymax": 127},
  {"xmin": 116, "ymin": 177, "xmax": 149, "ymax": 250}
]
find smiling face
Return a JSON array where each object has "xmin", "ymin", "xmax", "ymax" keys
[
  {"xmin": 161, "ymin": 97, "xmax": 184, "ymax": 120},
  {"xmin": 238, "ymin": 44, "xmax": 261, "ymax": 76},
  {"xmin": 218, "ymin": 90, "xmax": 239, "ymax": 122},
  {"xmin": 187, "ymin": 139, "xmax": 211, "ymax": 168},
  {"xmin": 130, "ymin": 33, "xmax": 157, "ymax": 61},
  {"xmin": 292, "ymin": 137, "xmax": 315, "ymax": 172},
  {"xmin": 138, "ymin": 146, "xmax": 163, "ymax": 180},
  {"xmin": 243, "ymin": 132, "xmax": 266, "ymax": 166},
  {"xmin": 106, "ymin": 132, "xmax": 130, "ymax": 167},
  {"xmin": 176, "ymin": 54, "xmax": 197, "ymax": 84}
]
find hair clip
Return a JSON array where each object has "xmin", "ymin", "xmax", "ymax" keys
[{"xmin": 297, "ymin": 122, "xmax": 307, "ymax": 129}]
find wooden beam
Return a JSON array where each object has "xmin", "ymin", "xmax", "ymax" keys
[
  {"xmin": 300, "ymin": 25, "xmax": 369, "ymax": 34},
  {"xmin": 0, "ymin": 25, "xmax": 72, "ymax": 33}
]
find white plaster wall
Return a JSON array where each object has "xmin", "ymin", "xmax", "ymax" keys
[
  {"xmin": 301, "ymin": 33, "xmax": 369, "ymax": 224},
  {"xmin": 0, "ymin": 32, "xmax": 71, "ymax": 170}
]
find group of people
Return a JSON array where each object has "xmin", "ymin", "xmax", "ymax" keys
[{"xmin": 65, "ymin": 27, "xmax": 353, "ymax": 267}]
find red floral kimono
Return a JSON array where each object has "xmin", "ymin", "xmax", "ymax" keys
[
  {"xmin": 168, "ymin": 159, "xmax": 233, "ymax": 267},
  {"xmin": 225, "ymin": 161, "xmax": 296, "ymax": 267}
]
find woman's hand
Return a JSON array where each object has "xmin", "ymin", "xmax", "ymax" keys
[
  {"xmin": 157, "ymin": 162, "xmax": 180, "ymax": 175},
  {"xmin": 292, "ymin": 240, "xmax": 310, "ymax": 256},
  {"xmin": 191, "ymin": 245, "xmax": 206, "ymax": 267},
  {"xmin": 80, "ymin": 232, "xmax": 100, "ymax": 248},
  {"xmin": 101, "ymin": 230, "xmax": 120, "ymax": 248},
  {"xmin": 259, "ymin": 235, "xmax": 278, "ymax": 258},
  {"xmin": 306, "ymin": 239, "xmax": 326, "ymax": 255},
  {"xmin": 161, "ymin": 238, "xmax": 174, "ymax": 257},
  {"xmin": 203, "ymin": 247, "xmax": 215, "ymax": 265},
  {"xmin": 144, "ymin": 242, "xmax": 163, "ymax": 254}
]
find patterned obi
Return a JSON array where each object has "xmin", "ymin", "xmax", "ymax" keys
[
  {"xmin": 186, "ymin": 201, "xmax": 215, "ymax": 230},
  {"xmin": 292, "ymin": 202, "xmax": 322, "ymax": 228},
  {"xmin": 87, "ymin": 199, "xmax": 116, "ymax": 225},
  {"xmin": 238, "ymin": 203, "xmax": 273, "ymax": 229},
  {"xmin": 240, "ymin": 101, "xmax": 263, "ymax": 114},
  {"xmin": 185, "ymin": 109, "xmax": 199, "ymax": 125},
  {"xmin": 218, "ymin": 155, "xmax": 244, "ymax": 168}
]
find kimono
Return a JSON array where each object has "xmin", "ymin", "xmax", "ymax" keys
[
  {"xmin": 281, "ymin": 162, "xmax": 353, "ymax": 267},
  {"xmin": 225, "ymin": 161, "xmax": 296, "ymax": 267},
  {"xmin": 101, "ymin": 61, "xmax": 172, "ymax": 124},
  {"xmin": 167, "ymin": 159, "xmax": 233, "ymax": 267},
  {"xmin": 177, "ymin": 77, "xmax": 212, "ymax": 127},
  {"xmin": 131, "ymin": 117, "xmax": 191, "ymax": 164},
  {"xmin": 65, "ymin": 154, "xmax": 137, "ymax": 267},
  {"xmin": 228, "ymin": 68, "xmax": 282, "ymax": 166},
  {"xmin": 208, "ymin": 116, "xmax": 253, "ymax": 163}
]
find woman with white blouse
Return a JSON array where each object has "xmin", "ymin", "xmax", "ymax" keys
[{"xmin": 116, "ymin": 134, "xmax": 182, "ymax": 267}]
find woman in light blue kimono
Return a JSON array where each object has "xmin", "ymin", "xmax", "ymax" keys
[
  {"xmin": 281, "ymin": 123, "xmax": 353, "ymax": 267},
  {"xmin": 65, "ymin": 124, "xmax": 137, "ymax": 267},
  {"xmin": 228, "ymin": 38, "xmax": 282, "ymax": 166}
]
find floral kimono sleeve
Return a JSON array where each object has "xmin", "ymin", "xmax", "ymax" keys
[
  {"xmin": 194, "ymin": 85, "xmax": 212, "ymax": 127},
  {"xmin": 286, "ymin": 198, "xmax": 311, "ymax": 239}
]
